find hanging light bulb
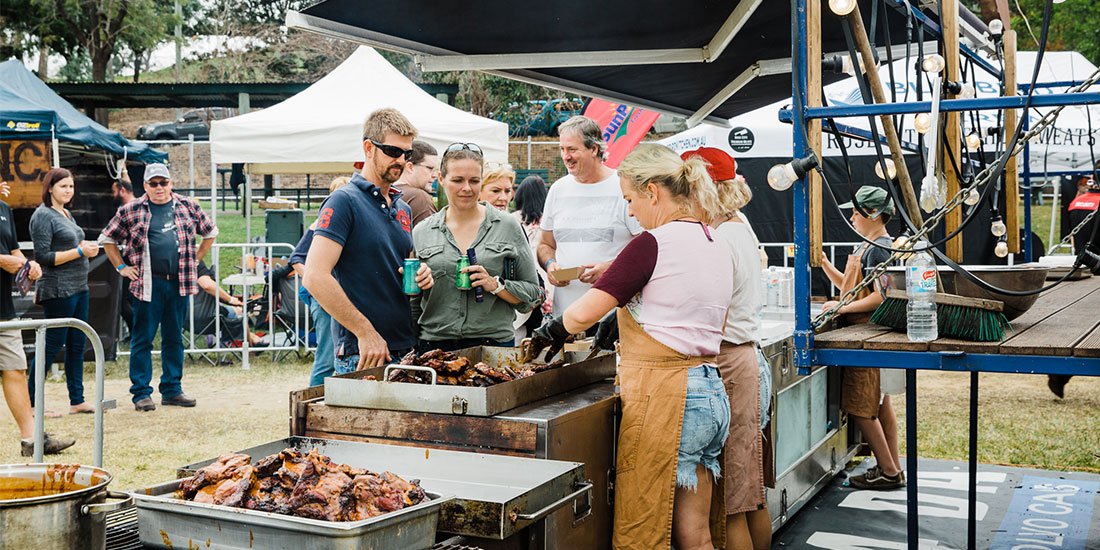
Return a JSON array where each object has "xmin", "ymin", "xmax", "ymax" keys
[
  {"xmin": 994, "ymin": 239, "xmax": 1009, "ymax": 258},
  {"xmin": 920, "ymin": 174, "xmax": 940, "ymax": 212},
  {"xmin": 766, "ymin": 156, "xmax": 819, "ymax": 192},
  {"xmin": 958, "ymin": 82, "xmax": 976, "ymax": 99},
  {"xmin": 964, "ymin": 187, "xmax": 981, "ymax": 206},
  {"xmin": 965, "ymin": 133, "xmax": 983, "ymax": 150},
  {"xmin": 874, "ymin": 158, "xmax": 897, "ymax": 180},
  {"xmin": 922, "ymin": 54, "xmax": 946, "ymax": 74},
  {"xmin": 828, "ymin": 0, "xmax": 856, "ymax": 16},
  {"xmin": 988, "ymin": 19, "xmax": 1004, "ymax": 36},
  {"xmin": 991, "ymin": 217, "xmax": 1007, "ymax": 237},
  {"xmin": 914, "ymin": 113, "xmax": 933, "ymax": 134}
]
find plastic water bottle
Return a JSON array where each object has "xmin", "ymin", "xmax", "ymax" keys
[{"xmin": 906, "ymin": 241, "xmax": 938, "ymax": 342}]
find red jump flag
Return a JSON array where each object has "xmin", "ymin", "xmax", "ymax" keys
[{"xmin": 582, "ymin": 99, "xmax": 661, "ymax": 168}]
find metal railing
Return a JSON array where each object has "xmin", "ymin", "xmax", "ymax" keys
[
  {"xmin": 5, "ymin": 318, "xmax": 110, "ymax": 466},
  {"xmin": 118, "ymin": 243, "xmax": 311, "ymax": 369},
  {"xmin": 760, "ymin": 241, "xmax": 861, "ymax": 295}
]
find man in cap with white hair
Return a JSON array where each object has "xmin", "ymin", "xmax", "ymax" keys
[{"xmin": 102, "ymin": 163, "xmax": 218, "ymax": 411}]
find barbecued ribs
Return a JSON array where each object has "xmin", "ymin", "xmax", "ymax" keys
[
  {"xmin": 388, "ymin": 348, "xmax": 565, "ymax": 387},
  {"xmin": 175, "ymin": 448, "xmax": 427, "ymax": 522}
]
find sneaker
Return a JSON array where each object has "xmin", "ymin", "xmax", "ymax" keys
[
  {"xmin": 134, "ymin": 397, "xmax": 156, "ymax": 412},
  {"xmin": 849, "ymin": 465, "xmax": 905, "ymax": 490},
  {"xmin": 20, "ymin": 433, "xmax": 77, "ymax": 457},
  {"xmin": 162, "ymin": 393, "xmax": 197, "ymax": 407}
]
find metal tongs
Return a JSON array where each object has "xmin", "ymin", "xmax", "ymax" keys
[
  {"xmin": 519, "ymin": 335, "xmax": 555, "ymax": 365},
  {"xmin": 519, "ymin": 335, "xmax": 599, "ymax": 365}
]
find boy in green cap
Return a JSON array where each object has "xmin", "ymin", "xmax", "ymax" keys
[{"xmin": 820, "ymin": 185, "xmax": 904, "ymax": 490}]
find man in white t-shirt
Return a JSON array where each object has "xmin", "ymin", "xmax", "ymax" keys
[{"xmin": 537, "ymin": 116, "xmax": 642, "ymax": 314}]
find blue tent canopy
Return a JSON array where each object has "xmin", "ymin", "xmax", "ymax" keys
[{"xmin": 0, "ymin": 60, "xmax": 166, "ymax": 163}]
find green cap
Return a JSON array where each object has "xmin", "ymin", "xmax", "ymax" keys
[{"xmin": 838, "ymin": 185, "xmax": 896, "ymax": 218}]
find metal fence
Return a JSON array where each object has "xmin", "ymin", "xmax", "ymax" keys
[{"xmin": 118, "ymin": 243, "xmax": 312, "ymax": 370}]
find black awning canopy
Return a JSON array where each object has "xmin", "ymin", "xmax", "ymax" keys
[{"xmin": 291, "ymin": 0, "xmax": 923, "ymax": 124}]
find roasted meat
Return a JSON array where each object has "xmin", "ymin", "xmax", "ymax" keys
[
  {"xmin": 175, "ymin": 448, "xmax": 426, "ymax": 522},
  {"xmin": 177, "ymin": 453, "xmax": 251, "ymax": 499},
  {"xmin": 388, "ymin": 349, "xmax": 564, "ymax": 387}
]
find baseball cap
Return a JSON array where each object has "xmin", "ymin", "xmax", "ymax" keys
[
  {"xmin": 680, "ymin": 147, "xmax": 738, "ymax": 181},
  {"xmin": 838, "ymin": 185, "xmax": 896, "ymax": 218},
  {"xmin": 143, "ymin": 163, "xmax": 171, "ymax": 183}
]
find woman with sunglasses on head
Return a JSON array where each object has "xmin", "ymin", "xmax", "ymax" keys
[
  {"xmin": 531, "ymin": 144, "xmax": 733, "ymax": 550},
  {"xmin": 410, "ymin": 143, "xmax": 542, "ymax": 353},
  {"xmin": 29, "ymin": 168, "xmax": 100, "ymax": 415},
  {"xmin": 682, "ymin": 147, "xmax": 771, "ymax": 550}
]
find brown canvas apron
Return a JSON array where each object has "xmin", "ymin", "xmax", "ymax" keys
[
  {"xmin": 613, "ymin": 308, "xmax": 726, "ymax": 549},
  {"xmin": 837, "ymin": 245, "xmax": 882, "ymax": 419}
]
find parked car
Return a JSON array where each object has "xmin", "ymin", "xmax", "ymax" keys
[
  {"xmin": 136, "ymin": 107, "xmax": 237, "ymax": 141},
  {"xmin": 495, "ymin": 98, "xmax": 585, "ymax": 137}
]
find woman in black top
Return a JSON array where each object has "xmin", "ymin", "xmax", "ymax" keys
[{"xmin": 29, "ymin": 168, "xmax": 100, "ymax": 414}]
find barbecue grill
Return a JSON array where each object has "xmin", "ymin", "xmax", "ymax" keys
[{"xmin": 324, "ymin": 346, "xmax": 615, "ymax": 416}]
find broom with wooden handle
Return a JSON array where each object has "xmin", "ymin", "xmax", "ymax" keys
[{"xmin": 837, "ymin": 5, "xmax": 1009, "ymax": 341}]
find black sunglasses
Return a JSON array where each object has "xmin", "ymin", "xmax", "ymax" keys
[
  {"xmin": 369, "ymin": 140, "xmax": 413, "ymax": 160},
  {"xmin": 146, "ymin": 179, "xmax": 171, "ymax": 188},
  {"xmin": 444, "ymin": 142, "xmax": 484, "ymax": 156}
]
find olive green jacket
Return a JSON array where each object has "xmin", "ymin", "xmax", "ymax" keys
[{"xmin": 411, "ymin": 204, "xmax": 542, "ymax": 342}]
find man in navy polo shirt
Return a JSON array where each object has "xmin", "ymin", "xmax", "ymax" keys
[{"xmin": 304, "ymin": 108, "xmax": 434, "ymax": 372}]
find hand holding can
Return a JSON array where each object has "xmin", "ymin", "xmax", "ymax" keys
[{"xmin": 403, "ymin": 257, "xmax": 421, "ymax": 295}]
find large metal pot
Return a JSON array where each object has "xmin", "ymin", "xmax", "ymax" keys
[
  {"xmin": 885, "ymin": 265, "xmax": 1049, "ymax": 320},
  {"xmin": 0, "ymin": 463, "xmax": 132, "ymax": 549}
]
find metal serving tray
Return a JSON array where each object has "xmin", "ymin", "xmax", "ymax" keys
[
  {"xmin": 177, "ymin": 437, "xmax": 592, "ymax": 540},
  {"xmin": 324, "ymin": 346, "xmax": 615, "ymax": 416},
  {"xmin": 132, "ymin": 481, "xmax": 448, "ymax": 550}
]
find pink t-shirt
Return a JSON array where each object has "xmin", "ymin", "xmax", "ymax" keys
[{"xmin": 594, "ymin": 221, "xmax": 733, "ymax": 356}]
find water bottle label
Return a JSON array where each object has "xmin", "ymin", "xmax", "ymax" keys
[{"xmin": 908, "ymin": 266, "xmax": 937, "ymax": 294}]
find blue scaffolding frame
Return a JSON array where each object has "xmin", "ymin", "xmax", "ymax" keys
[{"xmin": 790, "ymin": 1, "xmax": 1100, "ymax": 548}]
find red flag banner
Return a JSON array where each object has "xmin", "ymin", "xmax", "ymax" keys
[{"xmin": 582, "ymin": 99, "xmax": 661, "ymax": 168}]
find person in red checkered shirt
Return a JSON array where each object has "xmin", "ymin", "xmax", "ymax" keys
[{"xmin": 102, "ymin": 163, "xmax": 217, "ymax": 412}]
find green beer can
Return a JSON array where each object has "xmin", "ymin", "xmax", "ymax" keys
[
  {"xmin": 455, "ymin": 257, "xmax": 472, "ymax": 290},
  {"xmin": 403, "ymin": 258, "xmax": 421, "ymax": 295}
]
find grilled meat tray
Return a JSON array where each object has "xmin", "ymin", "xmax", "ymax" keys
[
  {"xmin": 176, "ymin": 437, "xmax": 591, "ymax": 540},
  {"xmin": 324, "ymin": 346, "xmax": 614, "ymax": 416}
]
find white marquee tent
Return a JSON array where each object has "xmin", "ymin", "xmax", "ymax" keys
[
  {"xmin": 662, "ymin": 51, "xmax": 1100, "ymax": 177},
  {"xmin": 210, "ymin": 46, "xmax": 509, "ymax": 174}
]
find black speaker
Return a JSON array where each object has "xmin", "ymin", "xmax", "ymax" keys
[{"xmin": 265, "ymin": 209, "xmax": 305, "ymax": 247}]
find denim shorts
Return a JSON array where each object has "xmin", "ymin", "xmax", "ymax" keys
[{"xmin": 677, "ymin": 364, "xmax": 731, "ymax": 491}]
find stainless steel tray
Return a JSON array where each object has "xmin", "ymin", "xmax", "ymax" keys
[
  {"xmin": 324, "ymin": 346, "xmax": 614, "ymax": 416},
  {"xmin": 177, "ymin": 437, "xmax": 592, "ymax": 540},
  {"xmin": 132, "ymin": 480, "xmax": 448, "ymax": 550}
]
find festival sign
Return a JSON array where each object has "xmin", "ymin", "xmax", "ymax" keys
[
  {"xmin": 582, "ymin": 99, "xmax": 661, "ymax": 168},
  {"xmin": 0, "ymin": 140, "xmax": 53, "ymax": 208}
]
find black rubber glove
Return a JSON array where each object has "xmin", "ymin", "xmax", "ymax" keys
[
  {"xmin": 531, "ymin": 315, "xmax": 571, "ymax": 361},
  {"xmin": 594, "ymin": 311, "xmax": 619, "ymax": 351}
]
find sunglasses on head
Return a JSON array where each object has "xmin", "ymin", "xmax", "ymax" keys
[
  {"xmin": 444, "ymin": 142, "xmax": 484, "ymax": 156},
  {"xmin": 146, "ymin": 179, "xmax": 170, "ymax": 188},
  {"xmin": 369, "ymin": 140, "xmax": 413, "ymax": 160}
]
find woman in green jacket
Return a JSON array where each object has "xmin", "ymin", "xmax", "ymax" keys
[{"xmin": 411, "ymin": 143, "xmax": 542, "ymax": 352}]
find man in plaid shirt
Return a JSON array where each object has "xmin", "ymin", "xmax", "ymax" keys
[{"xmin": 102, "ymin": 163, "xmax": 217, "ymax": 411}]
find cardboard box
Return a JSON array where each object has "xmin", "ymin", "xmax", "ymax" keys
[{"xmin": 550, "ymin": 266, "xmax": 583, "ymax": 282}]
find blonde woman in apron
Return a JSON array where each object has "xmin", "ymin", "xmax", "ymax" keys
[
  {"xmin": 819, "ymin": 185, "xmax": 905, "ymax": 491},
  {"xmin": 531, "ymin": 144, "xmax": 734, "ymax": 549}
]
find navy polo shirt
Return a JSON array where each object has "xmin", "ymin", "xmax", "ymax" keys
[{"xmin": 313, "ymin": 173, "xmax": 415, "ymax": 356}]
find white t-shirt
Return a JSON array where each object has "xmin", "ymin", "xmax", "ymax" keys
[
  {"xmin": 542, "ymin": 171, "xmax": 642, "ymax": 314},
  {"xmin": 715, "ymin": 220, "xmax": 763, "ymax": 345}
]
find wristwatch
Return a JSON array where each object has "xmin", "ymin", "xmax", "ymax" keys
[{"xmin": 489, "ymin": 276, "xmax": 505, "ymax": 295}]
